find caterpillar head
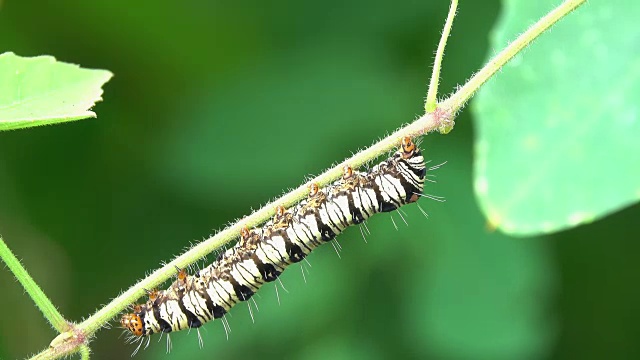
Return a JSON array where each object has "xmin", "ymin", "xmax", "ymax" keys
[{"xmin": 120, "ymin": 313, "xmax": 144, "ymax": 337}]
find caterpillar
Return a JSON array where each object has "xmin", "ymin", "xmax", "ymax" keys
[{"xmin": 120, "ymin": 136, "xmax": 427, "ymax": 352}]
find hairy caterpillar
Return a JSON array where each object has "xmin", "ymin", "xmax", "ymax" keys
[{"xmin": 120, "ymin": 136, "xmax": 427, "ymax": 352}]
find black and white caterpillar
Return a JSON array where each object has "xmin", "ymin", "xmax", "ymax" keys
[{"xmin": 120, "ymin": 136, "xmax": 427, "ymax": 350}]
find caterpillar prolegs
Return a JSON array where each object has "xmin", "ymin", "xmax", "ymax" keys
[{"xmin": 120, "ymin": 136, "xmax": 427, "ymax": 347}]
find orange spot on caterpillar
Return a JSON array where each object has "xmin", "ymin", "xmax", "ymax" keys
[
  {"xmin": 177, "ymin": 268, "xmax": 188, "ymax": 283},
  {"xmin": 342, "ymin": 165, "xmax": 353, "ymax": 180},
  {"xmin": 308, "ymin": 183, "xmax": 319, "ymax": 197},
  {"xmin": 240, "ymin": 227, "xmax": 250, "ymax": 240},
  {"xmin": 275, "ymin": 205, "xmax": 286, "ymax": 218},
  {"xmin": 147, "ymin": 289, "xmax": 159, "ymax": 302},
  {"xmin": 401, "ymin": 137, "xmax": 416, "ymax": 159}
]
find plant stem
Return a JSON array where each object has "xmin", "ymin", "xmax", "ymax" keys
[
  {"xmin": 425, "ymin": 0, "xmax": 458, "ymax": 113},
  {"xmin": 0, "ymin": 237, "xmax": 68, "ymax": 333},
  {"xmin": 30, "ymin": 347, "xmax": 57, "ymax": 360},
  {"xmin": 79, "ymin": 346, "xmax": 90, "ymax": 360},
  {"xmin": 29, "ymin": 345, "xmax": 89, "ymax": 360},
  {"xmin": 441, "ymin": 0, "xmax": 586, "ymax": 112}
]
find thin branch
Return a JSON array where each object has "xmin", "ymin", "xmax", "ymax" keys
[
  {"xmin": 425, "ymin": 0, "xmax": 458, "ymax": 113},
  {"xmin": 79, "ymin": 346, "xmax": 91, "ymax": 360},
  {"xmin": 29, "ymin": 342, "xmax": 90, "ymax": 360},
  {"xmin": 0, "ymin": 237, "xmax": 69, "ymax": 333},
  {"xmin": 30, "ymin": 347, "xmax": 57, "ymax": 360},
  {"xmin": 441, "ymin": 0, "xmax": 586, "ymax": 112}
]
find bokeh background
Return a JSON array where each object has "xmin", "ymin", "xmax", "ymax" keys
[{"xmin": 1, "ymin": 1, "xmax": 639, "ymax": 359}]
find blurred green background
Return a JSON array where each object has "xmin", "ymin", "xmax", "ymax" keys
[{"xmin": 0, "ymin": 1, "xmax": 639, "ymax": 359}]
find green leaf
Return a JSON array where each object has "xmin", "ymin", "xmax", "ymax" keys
[
  {"xmin": 0, "ymin": 52, "xmax": 112, "ymax": 131},
  {"xmin": 472, "ymin": 0, "xmax": 640, "ymax": 236}
]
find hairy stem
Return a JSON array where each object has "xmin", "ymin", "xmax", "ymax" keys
[
  {"xmin": 30, "ymin": 0, "xmax": 587, "ymax": 358},
  {"xmin": 0, "ymin": 237, "xmax": 68, "ymax": 333},
  {"xmin": 425, "ymin": 0, "xmax": 458, "ymax": 112},
  {"xmin": 79, "ymin": 346, "xmax": 90, "ymax": 360},
  {"xmin": 29, "ymin": 343, "xmax": 89, "ymax": 360},
  {"xmin": 30, "ymin": 348, "xmax": 56, "ymax": 360},
  {"xmin": 441, "ymin": 0, "xmax": 586, "ymax": 111}
]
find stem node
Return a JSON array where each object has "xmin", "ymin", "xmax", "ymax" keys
[{"xmin": 49, "ymin": 324, "xmax": 89, "ymax": 357}]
